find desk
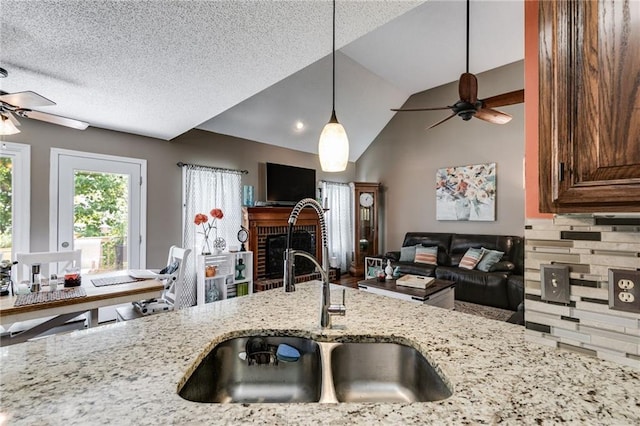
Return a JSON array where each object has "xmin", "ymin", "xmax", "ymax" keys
[{"xmin": 0, "ymin": 273, "xmax": 163, "ymax": 344}]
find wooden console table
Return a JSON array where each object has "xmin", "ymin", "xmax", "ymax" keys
[{"xmin": 357, "ymin": 277, "xmax": 455, "ymax": 309}]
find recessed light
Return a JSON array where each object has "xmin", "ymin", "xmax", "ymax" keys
[{"xmin": 294, "ymin": 121, "xmax": 305, "ymax": 131}]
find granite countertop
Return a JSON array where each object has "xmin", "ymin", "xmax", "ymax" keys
[{"xmin": 1, "ymin": 281, "xmax": 639, "ymax": 425}]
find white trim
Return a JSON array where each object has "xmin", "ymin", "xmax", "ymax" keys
[
  {"xmin": 49, "ymin": 148, "xmax": 147, "ymax": 267},
  {"xmin": 0, "ymin": 141, "xmax": 31, "ymax": 258}
]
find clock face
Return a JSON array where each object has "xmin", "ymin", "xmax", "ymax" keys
[
  {"xmin": 237, "ymin": 227, "xmax": 249, "ymax": 243},
  {"xmin": 359, "ymin": 192, "xmax": 374, "ymax": 207}
]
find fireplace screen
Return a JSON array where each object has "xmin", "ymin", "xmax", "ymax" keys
[{"xmin": 266, "ymin": 231, "xmax": 316, "ymax": 279}]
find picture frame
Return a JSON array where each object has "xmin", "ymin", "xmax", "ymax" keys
[{"xmin": 436, "ymin": 162, "xmax": 496, "ymax": 221}]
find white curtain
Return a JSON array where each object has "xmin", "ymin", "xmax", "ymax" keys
[
  {"xmin": 181, "ymin": 165, "xmax": 243, "ymax": 308},
  {"xmin": 322, "ymin": 181, "xmax": 354, "ymax": 272}
]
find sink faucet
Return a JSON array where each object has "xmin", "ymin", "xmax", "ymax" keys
[{"xmin": 283, "ymin": 198, "xmax": 346, "ymax": 328}]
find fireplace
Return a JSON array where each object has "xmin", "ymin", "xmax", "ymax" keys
[
  {"xmin": 243, "ymin": 206, "xmax": 333, "ymax": 292},
  {"xmin": 266, "ymin": 231, "xmax": 316, "ymax": 278}
]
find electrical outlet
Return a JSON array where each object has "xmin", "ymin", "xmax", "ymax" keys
[
  {"xmin": 609, "ymin": 269, "xmax": 640, "ymax": 314},
  {"xmin": 541, "ymin": 264, "xmax": 571, "ymax": 304}
]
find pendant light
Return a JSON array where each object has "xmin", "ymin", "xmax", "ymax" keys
[
  {"xmin": 0, "ymin": 114, "xmax": 20, "ymax": 135},
  {"xmin": 318, "ymin": 0, "xmax": 349, "ymax": 172}
]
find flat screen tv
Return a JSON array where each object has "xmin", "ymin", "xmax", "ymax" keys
[{"xmin": 266, "ymin": 162, "xmax": 316, "ymax": 205}]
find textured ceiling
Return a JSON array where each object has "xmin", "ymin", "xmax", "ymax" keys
[{"xmin": 0, "ymin": 0, "xmax": 523, "ymax": 162}]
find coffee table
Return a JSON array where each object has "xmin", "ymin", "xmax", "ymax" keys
[{"xmin": 357, "ymin": 277, "xmax": 455, "ymax": 309}]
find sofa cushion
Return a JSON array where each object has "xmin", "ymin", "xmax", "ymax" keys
[
  {"xmin": 402, "ymin": 233, "xmax": 452, "ymax": 265},
  {"xmin": 448, "ymin": 234, "xmax": 524, "ymax": 274},
  {"xmin": 459, "ymin": 248, "xmax": 485, "ymax": 270},
  {"xmin": 394, "ymin": 261, "xmax": 437, "ymax": 277},
  {"xmin": 476, "ymin": 249, "xmax": 504, "ymax": 272},
  {"xmin": 415, "ymin": 246, "xmax": 438, "ymax": 265},
  {"xmin": 489, "ymin": 260, "xmax": 515, "ymax": 272},
  {"xmin": 436, "ymin": 266, "xmax": 510, "ymax": 310}
]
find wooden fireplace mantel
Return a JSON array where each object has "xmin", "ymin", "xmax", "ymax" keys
[{"xmin": 242, "ymin": 207, "xmax": 324, "ymax": 290}]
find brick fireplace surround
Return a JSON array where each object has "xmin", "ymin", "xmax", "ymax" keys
[{"xmin": 242, "ymin": 207, "xmax": 334, "ymax": 292}]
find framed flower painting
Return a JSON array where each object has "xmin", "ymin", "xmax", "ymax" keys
[{"xmin": 436, "ymin": 162, "xmax": 496, "ymax": 221}]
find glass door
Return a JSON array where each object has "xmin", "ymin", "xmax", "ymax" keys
[
  {"xmin": 0, "ymin": 142, "xmax": 30, "ymax": 262},
  {"xmin": 52, "ymin": 149, "xmax": 146, "ymax": 274}
]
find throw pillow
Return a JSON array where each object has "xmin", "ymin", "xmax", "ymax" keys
[
  {"xmin": 399, "ymin": 244, "xmax": 420, "ymax": 262},
  {"xmin": 476, "ymin": 248, "xmax": 504, "ymax": 272},
  {"xmin": 415, "ymin": 246, "xmax": 438, "ymax": 265},
  {"xmin": 459, "ymin": 247, "xmax": 485, "ymax": 270},
  {"xmin": 159, "ymin": 260, "xmax": 180, "ymax": 275},
  {"xmin": 368, "ymin": 266, "xmax": 377, "ymax": 278}
]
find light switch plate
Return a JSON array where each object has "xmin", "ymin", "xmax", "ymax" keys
[
  {"xmin": 541, "ymin": 264, "xmax": 571, "ymax": 304},
  {"xmin": 609, "ymin": 269, "xmax": 640, "ymax": 314}
]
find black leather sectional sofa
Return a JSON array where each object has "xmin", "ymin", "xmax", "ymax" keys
[{"xmin": 384, "ymin": 232, "xmax": 524, "ymax": 312}]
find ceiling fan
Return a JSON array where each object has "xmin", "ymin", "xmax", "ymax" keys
[
  {"xmin": 0, "ymin": 67, "xmax": 89, "ymax": 134},
  {"xmin": 391, "ymin": 0, "xmax": 524, "ymax": 129}
]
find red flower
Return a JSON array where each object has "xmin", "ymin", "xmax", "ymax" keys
[
  {"xmin": 210, "ymin": 208, "xmax": 224, "ymax": 219},
  {"xmin": 194, "ymin": 213, "xmax": 208, "ymax": 225}
]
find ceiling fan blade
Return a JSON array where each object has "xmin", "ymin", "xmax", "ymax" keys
[
  {"xmin": 17, "ymin": 109, "xmax": 89, "ymax": 130},
  {"xmin": 474, "ymin": 108, "xmax": 512, "ymax": 125},
  {"xmin": 428, "ymin": 113, "xmax": 457, "ymax": 129},
  {"xmin": 459, "ymin": 73, "xmax": 478, "ymax": 104},
  {"xmin": 391, "ymin": 106, "xmax": 452, "ymax": 112},
  {"xmin": 480, "ymin": 89, "xmax": 524, "ymax": 109},
  {"xmin": 0, "ymin": 91, "xmax": 56, "ymax": 108}
]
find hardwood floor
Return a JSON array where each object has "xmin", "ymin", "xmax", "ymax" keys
[{"xmin": 334, "ymin": 273, "xmax": 360, "ymax": 289}]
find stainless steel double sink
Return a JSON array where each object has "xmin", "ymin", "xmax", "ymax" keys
[{"xmin": 178, "ymin": 335, "xmax": 452, "ymax": 404}]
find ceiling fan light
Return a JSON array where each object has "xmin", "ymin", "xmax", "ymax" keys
[
  {"xmin": 0, "ymin": 114, "xmax": 20, "ymax": 135},
  {"xmin": 319, "ymin": 117, "xmax": 349, "ymax": 172}
]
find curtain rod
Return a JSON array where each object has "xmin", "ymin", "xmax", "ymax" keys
[
  {"xmin": 319, "ymin": 180, "xmax": 350, "ymax": 186},
  {"xmin": 177, "ymin": 162, "xmax": 248, "ymax": 175}
]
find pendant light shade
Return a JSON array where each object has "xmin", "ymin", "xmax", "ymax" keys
[
  {"xmin": 318, "ymin": 0, "xmax": 349, "ymax": 172},
  {"xmin": 0, "ymin": 114, "xmax": 20, "ymax": 135},
  {"xmin": 319, "ymin": 111, "xmax": 349, "ymax": 172}
]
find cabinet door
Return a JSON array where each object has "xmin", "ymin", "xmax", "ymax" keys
[{"xmin": 539, "ymin": 0, "xmax": 640, "ymax": 213}]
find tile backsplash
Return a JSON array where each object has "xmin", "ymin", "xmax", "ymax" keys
[{"xmin": 524, "ymin": 215, "xmax": 640, "ymax": 369}]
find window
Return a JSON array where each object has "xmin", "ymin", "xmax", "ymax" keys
[
  {"xmin": 0, "ymin": 142, "xmax": 30, "ymax": 261},
  {"xmin": 321, "ymin": 181, "xmax": 354, "ymax": 272},
  {"xmin": 181, "ymin": 164, "xmax": 243, "ymax": 307}
]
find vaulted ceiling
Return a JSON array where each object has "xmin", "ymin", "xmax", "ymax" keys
[{"xmin": 1, "ymin": 0, "xmax": 523, "ymax": 161}]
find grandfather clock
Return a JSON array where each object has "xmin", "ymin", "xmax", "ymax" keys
[{"xmin": 349, "ymin": 182, "xmax": 380, "ymax": 277}]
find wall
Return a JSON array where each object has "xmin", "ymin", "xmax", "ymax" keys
[
  {"xmin": 356, "ymin": 60, "xmax": 525, "ymax": 253},
  {"xmin": 2, "ymin": 120, "xmax": 354, "ymax": 268}
]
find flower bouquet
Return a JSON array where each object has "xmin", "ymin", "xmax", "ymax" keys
[{"xmin": 194, "ymin": 208, "xmax": 226, "ymax": 255}]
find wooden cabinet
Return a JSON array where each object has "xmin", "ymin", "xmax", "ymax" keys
[
  {"xmin": 349, "ymin": 182, "xmax": 380, "ymax": 277},
  {"xmin": 539, "ymin": 0, "xmax": 640, "ymax": 213}
]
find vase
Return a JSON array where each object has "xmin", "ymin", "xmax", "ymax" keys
[
  {"xmin": 236, "ymin": 259, "xmax": 246, "ymax": 280},
  {"xmin": 213, "ymin": 236, "xmax": 227, "ymax": 253},
  {"xmin": 385, "ymin": 259, "xmax": 394, "ymax": 280},
  {"xmin": 205, "ymin": 281, "xmax": 220, "ymax": 303},
  {"xmin": 205, "ymin": 265, "xmax": 217, "ymax": 277},
  {"xmin": 201, "ymin": 236, "xmax": 212, "ymax": 255},
  {"xmin": 455, "ymin": 198, "xmax": 471, "ymax": 221}
]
